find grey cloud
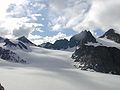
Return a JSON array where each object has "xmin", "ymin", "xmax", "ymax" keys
[
  {"xmin": 0, "ymin": 28, "xmax": 9, "ymax": 37},
  {"xmin": 13, "ymin": 26, "xmax": 32, "ymax": 37}
]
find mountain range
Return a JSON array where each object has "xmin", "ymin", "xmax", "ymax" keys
[
  {"xmin": 39, "ymin": 29, "xmax": 120, "ymax": 75},
  {"xmin": 0, "ymin": 29, "xmax": 120, "ymax": 75},
  {"xmin": 39, "ymin": 29, "xmax": 120, "ymax": 50},
  {"xmin": 39, "ymin": 30, "xmax": 97, "ymax": 50}
]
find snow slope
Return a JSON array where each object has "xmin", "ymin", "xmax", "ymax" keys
[
  {"xmin": 97, "ymin": 38, "xmax": 120, "ymax": 49},
  {"xmin": 0, "ymin": 46, "xmax": 120, "ymax": 90},
  {"xmin": 85, "ymin": 38, "xmax": 120, "ymax": 49}
]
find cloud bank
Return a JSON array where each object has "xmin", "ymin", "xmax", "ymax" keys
[{"xmin": 0, "ymin": 0, "xmax": 120, "ymax": 44}]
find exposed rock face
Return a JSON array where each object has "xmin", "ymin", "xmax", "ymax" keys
[
  {"xmin": 72, "ymin": 45, "xmax": 120, "ymax": 75},
  {"xmin": 69, "ymin": 30, "xmax": 97, "ymax": 48},
  {"xmin": 100, "ymin": 29, "xmax": 120, "ymax": 43},
  {"xmin": 0, "ymin": 47, "xmax": 26, "ymax": 63},
  {"xmin": 17, "ymin": 36, "xmax": 36, "ymax": 46}
]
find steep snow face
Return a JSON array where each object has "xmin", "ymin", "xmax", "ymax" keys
[{"xmin": 0, "ymin": 46, "xmax": 120, "ymax": 90}]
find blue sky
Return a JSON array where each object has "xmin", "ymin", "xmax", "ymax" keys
[{"xmin": 0, "ymin": 0, "xmax": 120, "ymax": 44}]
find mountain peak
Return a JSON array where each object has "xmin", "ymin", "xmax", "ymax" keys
[
  {"xmin": 69, "ymin": 30, "xmax": 97, "ymax": 47},
  {"xmin": 17, "ymin": 36, "xmax": 36, "ymax": 46},
  {"xmin": 100, "ymin": 29, "xmax": 120, "ymax": 43}
]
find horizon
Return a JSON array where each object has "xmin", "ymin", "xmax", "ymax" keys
[{"xmin": 0, "ymin": 0, "xmax": 120, "ymax": 44}]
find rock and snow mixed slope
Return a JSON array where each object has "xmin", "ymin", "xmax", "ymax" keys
[
  {"xmin": 0, "ymin": 36, "xmax": 33, "ymax": 63},
  {"xmin": 0, "ymin": 46, "xmax": 120, "ymax": 90},
  {"xmin": 71, "ymin": 29, "xmax": 120, "ymax": 75}
]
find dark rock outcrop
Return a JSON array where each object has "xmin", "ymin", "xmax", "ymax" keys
[
  {"xmin": 100, "ymin": 29, "xmax": 120, "ymax": 43},
  {"xmin": 69, "ymin": 30, "xmax": 97, "ymax": 48},
  {"xmin": 72, "ymin": 45, "xmax": 120, "ymax": 75},
  {"xmin": 0, "ymin": 83, "xmax": 4, "ymax": 90}
]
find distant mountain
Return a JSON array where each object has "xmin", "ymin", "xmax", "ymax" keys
[
  {"xmin": 17, "ymin": 36, "xmax": 36, "ymax": 46},
  {"xmin": 39, "ymin": 42, "xmax": 53, "ymax": 49},
  {"xmin": 39, "ymin": 39, "xmax": 69, "ymax": 50},
  {"xmin": 72, "ymin": 45, "xmax": 120, "ymax": 75},
  {"xmin": 100, "ymin": 29, "xmax": 120, "ymax": 43},
  {"xmin": 53, "ymin": 39, "xmax": 69, "ymax": 50},
  {"xmin": 69, "ymin": 30, "xmax": 97, "ymax": 48},
  {"xmin": 39, "ymin": 30, "xmax": 97, "ymax": 50}
]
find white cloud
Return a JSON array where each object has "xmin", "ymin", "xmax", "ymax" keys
[
  {"xmin": 74, "ymin": 0, "xmax": 120, "ymax": 34},
  {"xmin": 49, "ymin": 0, "xmax": 91, "ymax": 31},
  {"xmin": 29, "ymin": 32, "xmax": 71, "ymax": 45},
  {"xmin": 48, "ymin": 0, "xmax": 120, "ymax": 36},
  {"xmin": 52, "ymin": 24, "xmax": 61, "ymax": 31},
  {"xmin": 0, "ymin": 0, "xmax": 47, "ymax": 39}
]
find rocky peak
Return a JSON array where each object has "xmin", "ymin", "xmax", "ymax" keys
[
  {"xmin": 69, "ymin": 30, "xmax": 97, "ymax": 47},
  {"xmin": 17, "ymin": 36, "xmax": 36, "ymax": 46}
]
